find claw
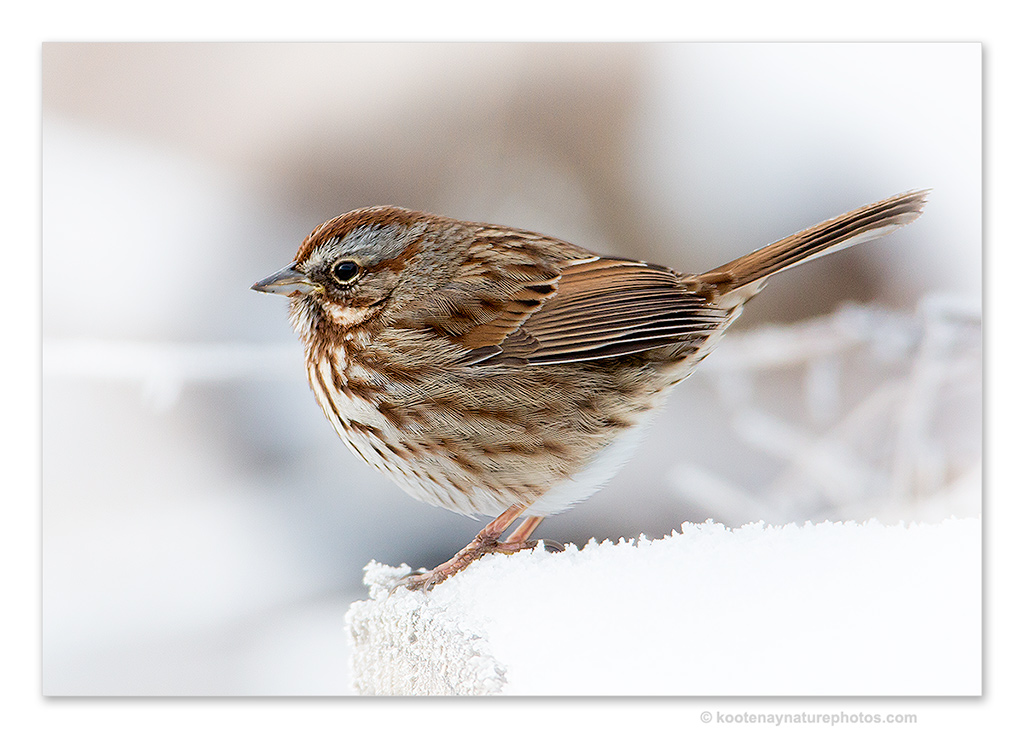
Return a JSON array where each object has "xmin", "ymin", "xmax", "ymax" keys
[
  {"xmin": 538, "ymin": 539, "xmax": 565, "ymax": 553},
  {"xmin": 389, "ymin": 567, "xmax": 434, "ymax": 594},
  {"xmin": 399, "ymin": 569, "xmax": 443, "ymax": 592}
]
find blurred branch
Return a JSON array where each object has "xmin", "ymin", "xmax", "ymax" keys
[
  {"xmin": 43, "ymin": 340, "xmax": 303, "ymax": 381},
  {"xmin": 43, "ymin": 340, "xmax": 304, "ymax": 411},
  {"xmin": 674, "ymin": 294, "xmax": 981, "ymax": 524}
]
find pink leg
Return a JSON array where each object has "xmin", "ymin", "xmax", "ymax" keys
[
  {"xmin": 505, "ymin": 515, "xmax": 544, "ymax": 544},
  {"xmin": 403, "ymin": 504, "xmax": 534, "ymax": 591}
]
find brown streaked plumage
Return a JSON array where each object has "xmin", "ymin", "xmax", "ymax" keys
[{"xmin": 252, "ymin": 190, "xmax": 928, "ymax": 590}]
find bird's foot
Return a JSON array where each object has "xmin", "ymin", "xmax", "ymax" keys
[{"xmin": 397, "ymin": 537, "xmax": 563, "ymax": 592}]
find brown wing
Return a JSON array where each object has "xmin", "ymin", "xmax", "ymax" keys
[{"xmin": 465, "ymin": 257, "xmax": 730, "ymax": 366}]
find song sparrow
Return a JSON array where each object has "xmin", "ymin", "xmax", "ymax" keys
[{"xmin": 253, "ymin": 190, "xmax": 927, "ymax": 590}]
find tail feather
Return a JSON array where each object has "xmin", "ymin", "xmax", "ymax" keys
[{"xmin": 697, "ymin": 190, "xmax": 929, "ymax": 298}]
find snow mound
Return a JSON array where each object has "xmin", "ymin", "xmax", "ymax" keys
[
  {"xmin": 346, "ymin": 518, "xmax": 980, "ymax": 696},
  {"xmin": 346, "ymin": 566, "xmax": 507, "ymax": 696}
]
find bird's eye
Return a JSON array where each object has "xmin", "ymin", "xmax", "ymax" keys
[{"xmin": 331, "ymin": 260, "xmax": 361, "ymax": 285}]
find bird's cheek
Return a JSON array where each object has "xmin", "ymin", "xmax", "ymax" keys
[{"xmin": 322, "ymin": 300, "xmax": 374, "ymax": 328}]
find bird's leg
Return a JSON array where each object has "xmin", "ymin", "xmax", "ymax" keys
[
  {"xmin": 503, "ymin": 514, "xmax": 564, "ymax": 553},
  {"xmin": 402, "ymin": 504, "xmax": 528, "ymax": 591},
  {"xmin": 504, "ymin": 515, "xmax": 544, "ymax": 544}
]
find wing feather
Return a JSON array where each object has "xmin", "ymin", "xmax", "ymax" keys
[{"xmin": 465, "ymin": 257, "xmax": 729, "ymax": 366}]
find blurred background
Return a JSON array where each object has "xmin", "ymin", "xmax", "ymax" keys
[{"xmin": 42, "ymin": 43, "xmax": 980, "ymax": 695}]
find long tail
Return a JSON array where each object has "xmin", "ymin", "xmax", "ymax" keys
[{"xmin": 696, "ymin": 190, "xmax": 928, "ymax": 302}]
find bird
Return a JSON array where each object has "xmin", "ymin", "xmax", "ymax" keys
[{"xmin": 252, "ymin": 190, "xmax": 927, "ymax": 589}]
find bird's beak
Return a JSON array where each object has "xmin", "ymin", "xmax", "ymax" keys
[{"xmin": 251, "ymin": 263, "xmax": 316, "ymax": 296}]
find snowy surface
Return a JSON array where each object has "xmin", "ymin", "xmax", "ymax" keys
[{"xmin": 347, "ymin": 518, "xmax": 980, "ymax": 696}]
